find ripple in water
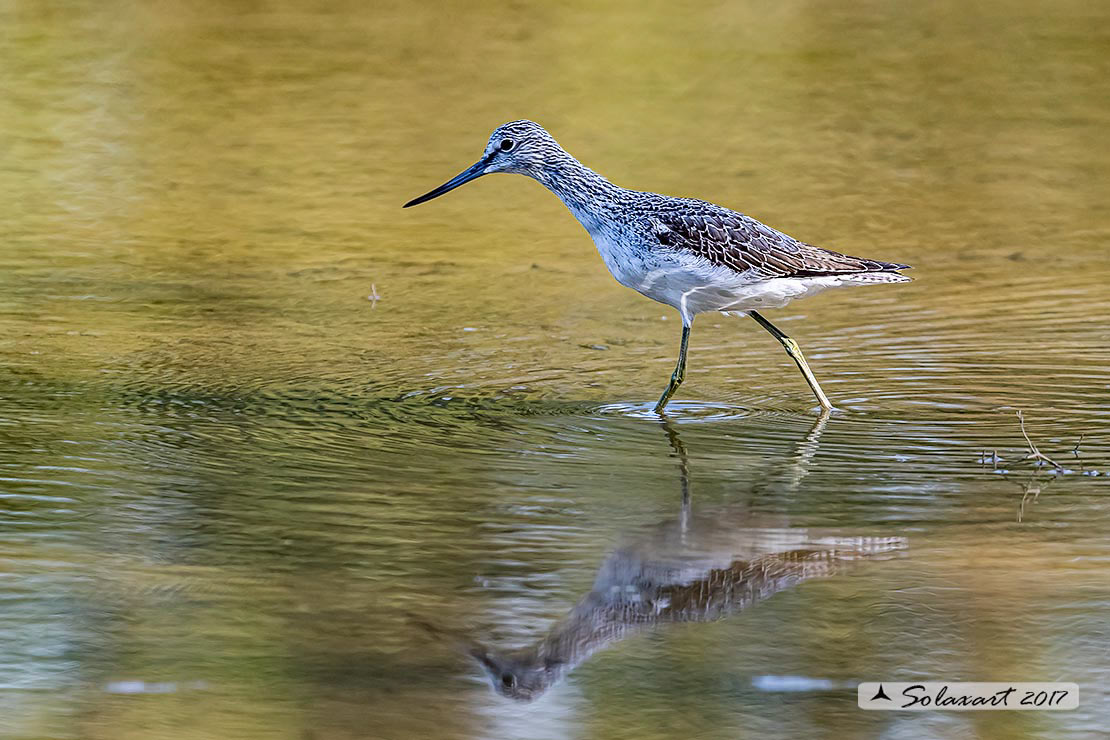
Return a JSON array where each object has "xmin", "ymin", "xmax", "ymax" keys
[{"xmin": 592, "ymin": 400, "xmax": 759, "ymax": 424}]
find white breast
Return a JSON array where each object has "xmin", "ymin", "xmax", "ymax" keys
[{"xmin": 587, "ymin": 230, "xmax": 851, "ymax": 324}]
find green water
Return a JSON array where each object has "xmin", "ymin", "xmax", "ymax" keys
[{"xmin": 2, "ymin": 1, "xmax": 1109, "ymax": 738}]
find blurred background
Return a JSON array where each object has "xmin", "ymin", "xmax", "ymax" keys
[{"xmin": 1, "ymin": 0, "xmax": 1108, "ymax": 738}]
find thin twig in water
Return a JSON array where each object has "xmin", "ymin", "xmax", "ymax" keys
[
  {"xmin": 1017, "ymin": 410, "xmax": 1063, "ymax": 470},
  {"xmin": 1017, "ymin": 475, "xmax": 1050, "ymax": 523},
  {"xmin": 978, "ymin": 450, "xmax": 1002, "ymax": 468},
  {"xmin": 1072, "ymin": 435, "xmax": 1085, "ymax": 472}
]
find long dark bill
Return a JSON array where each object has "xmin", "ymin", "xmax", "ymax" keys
[{"xmin": 403, "ymin": 153, "xmax": 494, "ymax": 208}]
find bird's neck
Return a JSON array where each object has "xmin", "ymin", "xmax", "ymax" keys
[{"xmin": 530, "ymin": 151, "xmax": 624, "ymax": 233}]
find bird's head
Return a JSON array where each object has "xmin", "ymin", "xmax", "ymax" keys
[
  {"xmin": 469, "ymin": 644, "xmax": 564, "ymax": 702},
  {"xmin": 408, "ymin": 612, "xmax": 564, "ymax": 702},
  {"xmin": 403, "ymin": 120, "xmax": 561, "ymax": 207}
]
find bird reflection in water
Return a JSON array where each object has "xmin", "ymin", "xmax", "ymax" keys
[{"xmin": 417, "ymin": 413, "xmax": 906, "ymax": 702}]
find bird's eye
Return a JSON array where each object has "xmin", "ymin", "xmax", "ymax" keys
[
  {"xmin": 499, "ymin": 138, "xmax": 515, "ymax": 152},
  {"xmin": 500, "ymin": 672, "xmax": 516, "ymax": 689}
]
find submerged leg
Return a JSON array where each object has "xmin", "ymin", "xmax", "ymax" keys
[
  {"xmin": 749, "ymin": 311, "xmax": 833, "ymax": 411},
  {"xmin": 653, "ymin": 324, "xmax": 691, "ymax": 415}
]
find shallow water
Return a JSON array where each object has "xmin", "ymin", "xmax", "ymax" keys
[{"xmin": 2, "ymin": 1, "xmax": 1109, "ymax": 738}]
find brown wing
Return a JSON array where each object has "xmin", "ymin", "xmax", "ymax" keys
[{"xmin": 650, "ymin": 210, "xmax": 910, "ymax": 278}]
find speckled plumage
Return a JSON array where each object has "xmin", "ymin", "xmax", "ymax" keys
[
  {"xmin": 649, "ymin": 210, "xmax": 909, "ymax": 279},
  {"xmin": 428, "ymin": 120, "xmax": 912, "ymax": 320},
  {"xmin": 404, "ymin": 120, "xmax": 913, "ymax": 411}
]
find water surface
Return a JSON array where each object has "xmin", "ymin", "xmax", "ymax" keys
[{"xmin": 1, "ymin": 1, "xmax": 1109, "ymax": 738}]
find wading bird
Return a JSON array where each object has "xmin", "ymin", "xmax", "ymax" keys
[{"xmin": 404, "ymin": 120, "xmax": 911, "ymax": 413}]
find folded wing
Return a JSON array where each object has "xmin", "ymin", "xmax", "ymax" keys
[{"xmin": 649, "ymin": 208, "xmax": 910, "ymax": 279}]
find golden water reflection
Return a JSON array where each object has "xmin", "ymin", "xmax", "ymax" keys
[{"xmin": 1, "ymin": 1, "xmax": 1108, "ymax": 739}]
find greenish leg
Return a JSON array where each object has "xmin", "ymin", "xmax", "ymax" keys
[
  {"xmin": 653, "ymin": 324, "xmax": 691, "ymax": 415},
  {"xmin": 749, "ymin": 311, "xmax": 833, "ymax": 411}
]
